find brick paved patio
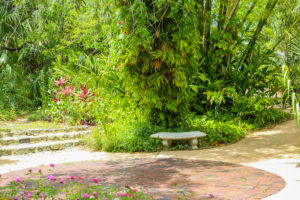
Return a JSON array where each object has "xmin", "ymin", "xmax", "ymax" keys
[{"xmin": 0, "ymin": 158, "xmax": 285, "ymax": 200}]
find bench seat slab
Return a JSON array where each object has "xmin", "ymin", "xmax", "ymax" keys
[
  {"xmin": 150, "ymin": 131, "xmax": 206, "ymax": 139},
  {"xmin": 151, "ymin": 131, "xmax": 206, "ymax": 150}
]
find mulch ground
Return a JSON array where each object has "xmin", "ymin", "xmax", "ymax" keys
[{"xmin": 0, "ymin": 158, "xmax": 285, "ymax": 200}]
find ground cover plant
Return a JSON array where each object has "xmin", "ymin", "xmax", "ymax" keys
[
  {"xmin": 0, "ymin": 0, "xmax": 299, "ymax": 151},
  {"xmin": 0, "ymin": 164, "xmax": 152, "ymax": 200}
]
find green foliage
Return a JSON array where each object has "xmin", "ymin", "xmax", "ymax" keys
[
  {"xmin": 202, "ymin": 120, "xmax": 246, "ymax": 145},
  {"xmin": 186, "ymin": 114, "xmax": 245, "ymax": 145},
  {"xmin": 114, "ymin": 0, "xmax": 201, "ymax": 127},
  {"xmin": 0, "ymin": 0, "xmax": 299, "ymax": 152},
  {"xmin": 232, "ymin": 97, "xmax": 292, "ymax": 127},
  {"xmin": 0, "ymin": 0, "xmax": 52, "ymax": 113},
  {"xmin": 0, "ymin": 107, "xmax": 16, "ymax": 121},
  {"xmin": 26, "ymin": 111, "xmax": 48, "ymax": 122},
  {"xmin": 85, "ymin": 122, "xmax": 163, "ymax": 152},
  {"xmin": 0, "ymin": 169, "xmax": 151, "ymax": 199}
]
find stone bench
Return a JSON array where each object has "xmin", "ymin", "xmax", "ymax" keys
[{"xmin": 150, "ymin": 131, "xmax": 206, "ymax": 150}]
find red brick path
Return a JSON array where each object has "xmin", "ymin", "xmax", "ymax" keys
[{"xmin": 0, "ymin": 158, "xmax": 285, "ymax": 200}]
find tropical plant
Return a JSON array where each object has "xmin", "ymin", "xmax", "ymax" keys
[{"xmin": 0, "ymin": 0, "xmax": 299, "ymax": 150}]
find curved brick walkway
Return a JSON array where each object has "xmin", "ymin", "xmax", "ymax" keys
[{"xmin": 0, "ymin": 158, "xmax": 285, "ymax": 200}]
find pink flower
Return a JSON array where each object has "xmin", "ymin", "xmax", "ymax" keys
[
  {"xmin": 93, "ymin": 178, "xmax": 100, "ymax": 183},
  {"xmin": 55, "ymin": 77, "xmax": 67, "ymax": 86},
  {"xmin": 78, "ymin": 177, "xmax": 83, "ymax": 180},
  {"xmin": 133, "ymin": 189, "xmax": 138, "ymax": 192},
  {"xmin": 59, "ymin": 179, "xmax": 65, "ymax": 184},
  {"xmin": 73, "ymin": 190, "xmax": 79, "ymax": 194},
  {"xmin": 50, "ymin": 163, "xmax": 55, "ymax": 168},
  {"xmin": 93, "ymin": 192, "xmax": 99, "ymax": 198},
  {"xmin": 25, "ymin": 191, "xmax": 33, "ymax": 198},
  {"xmin": 38, "ymin": 169, "xmax": 42, "ymax": 174},
  {"xmin": 120, "ymin": 193, "xmax": 130, "ymax": 197},
  {"xmin": 70, "ymin": 176, "xmax": 76, "ymax": 180},
  {"xmin": 0, "ymin": 174, "xmax": 2, "ymax": 178},
  {"xmin": 15, "ymin": 177, "xmax": 22, "ymax": 183},
  {"xmin": 81, "ymin": 193, "xmax": 89, "ymax": 198},
  {"xmin": 47, "ymin": 175, "xmax": 55, "ymax": 181}
]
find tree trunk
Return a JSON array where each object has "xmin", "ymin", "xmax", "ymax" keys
[{"xmin": 204, "ymin": 0, "xmax": 212, "ymax": 53}]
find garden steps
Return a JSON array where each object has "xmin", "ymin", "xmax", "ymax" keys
[
  {"xmin": 0, "ymin": 123, "xmax": 92, "ymax": 156},
  {"xmin": 0, "ymin": 125, "xmax": 89, "ymax": 137},
  {"xmin": 0, "ymin": 139, "xmax": 82, "ymax": 156},
  {"xmin": 0, "ymin": 130, "xmax": 91, "ymax": 145}
]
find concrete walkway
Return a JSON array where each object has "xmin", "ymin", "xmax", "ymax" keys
[{"xmin": 1, "ymin": 120, "xmax": 299, "ymax": 199}]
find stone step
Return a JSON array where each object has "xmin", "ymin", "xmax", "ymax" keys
[
  {"xmin": 0, "ymin": 139, "xmax": 82, "ymax": 156},
  {"xmin": 0, "ymin": 130, "xmax": 91, "ymax": 145},
  {"xmin": 0, "ymin": 125, "xmax": 89, "ymax": 137}
]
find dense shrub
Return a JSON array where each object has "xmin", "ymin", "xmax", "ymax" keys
[
  {"xmin": 186, "ymin": 115, "xmax": 245, "ymax": 145},
  {"xmin": 187, "ymin": 107, "xmax": 292, "ymax": 145},
  {"xmin": 0, "ymin": 107, "xmax": 16, "ymax": 121},
  {"xmin": 201, "ymin": 120, "xmax": 246, "ymax": 144},
  {"xmin": 85, "ymin": 123, "xmax": 163, "ymax": 152},
  {"xmin": 26, "ymin": 111, "xmax": 48, "ymax": 122},
  {"xmin": 231, "ymin": 97, "xmax": 293, "ymax": 127},
  {"xmin": 83, "ymin": 99, "xmax": 293, "ymax": 152}
]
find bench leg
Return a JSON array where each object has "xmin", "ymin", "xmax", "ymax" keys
[
  {"xmin": 189, "ymin": 138, "xmax": 198, "ymax": 150},
  {"xmin": 162, "ymin": 139, "xmax": 172, "ymax": 148}
]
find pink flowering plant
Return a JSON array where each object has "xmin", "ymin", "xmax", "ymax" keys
[
  {"xmin": 0, "ymin": 167, "xmax": 151, "ymax": 199},
  {"xmin": 45, "ymin": 76, "xmax": 98, "ymax": 125}
]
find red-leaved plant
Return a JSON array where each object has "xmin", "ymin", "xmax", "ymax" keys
[{"xmin": 48, "ymin": 77, "xmax": 96, "ymax": 125}]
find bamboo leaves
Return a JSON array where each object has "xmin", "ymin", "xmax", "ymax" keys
[{"xmin": 282, "ymin": 65, "xmax": 299, "ymax": 127}]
